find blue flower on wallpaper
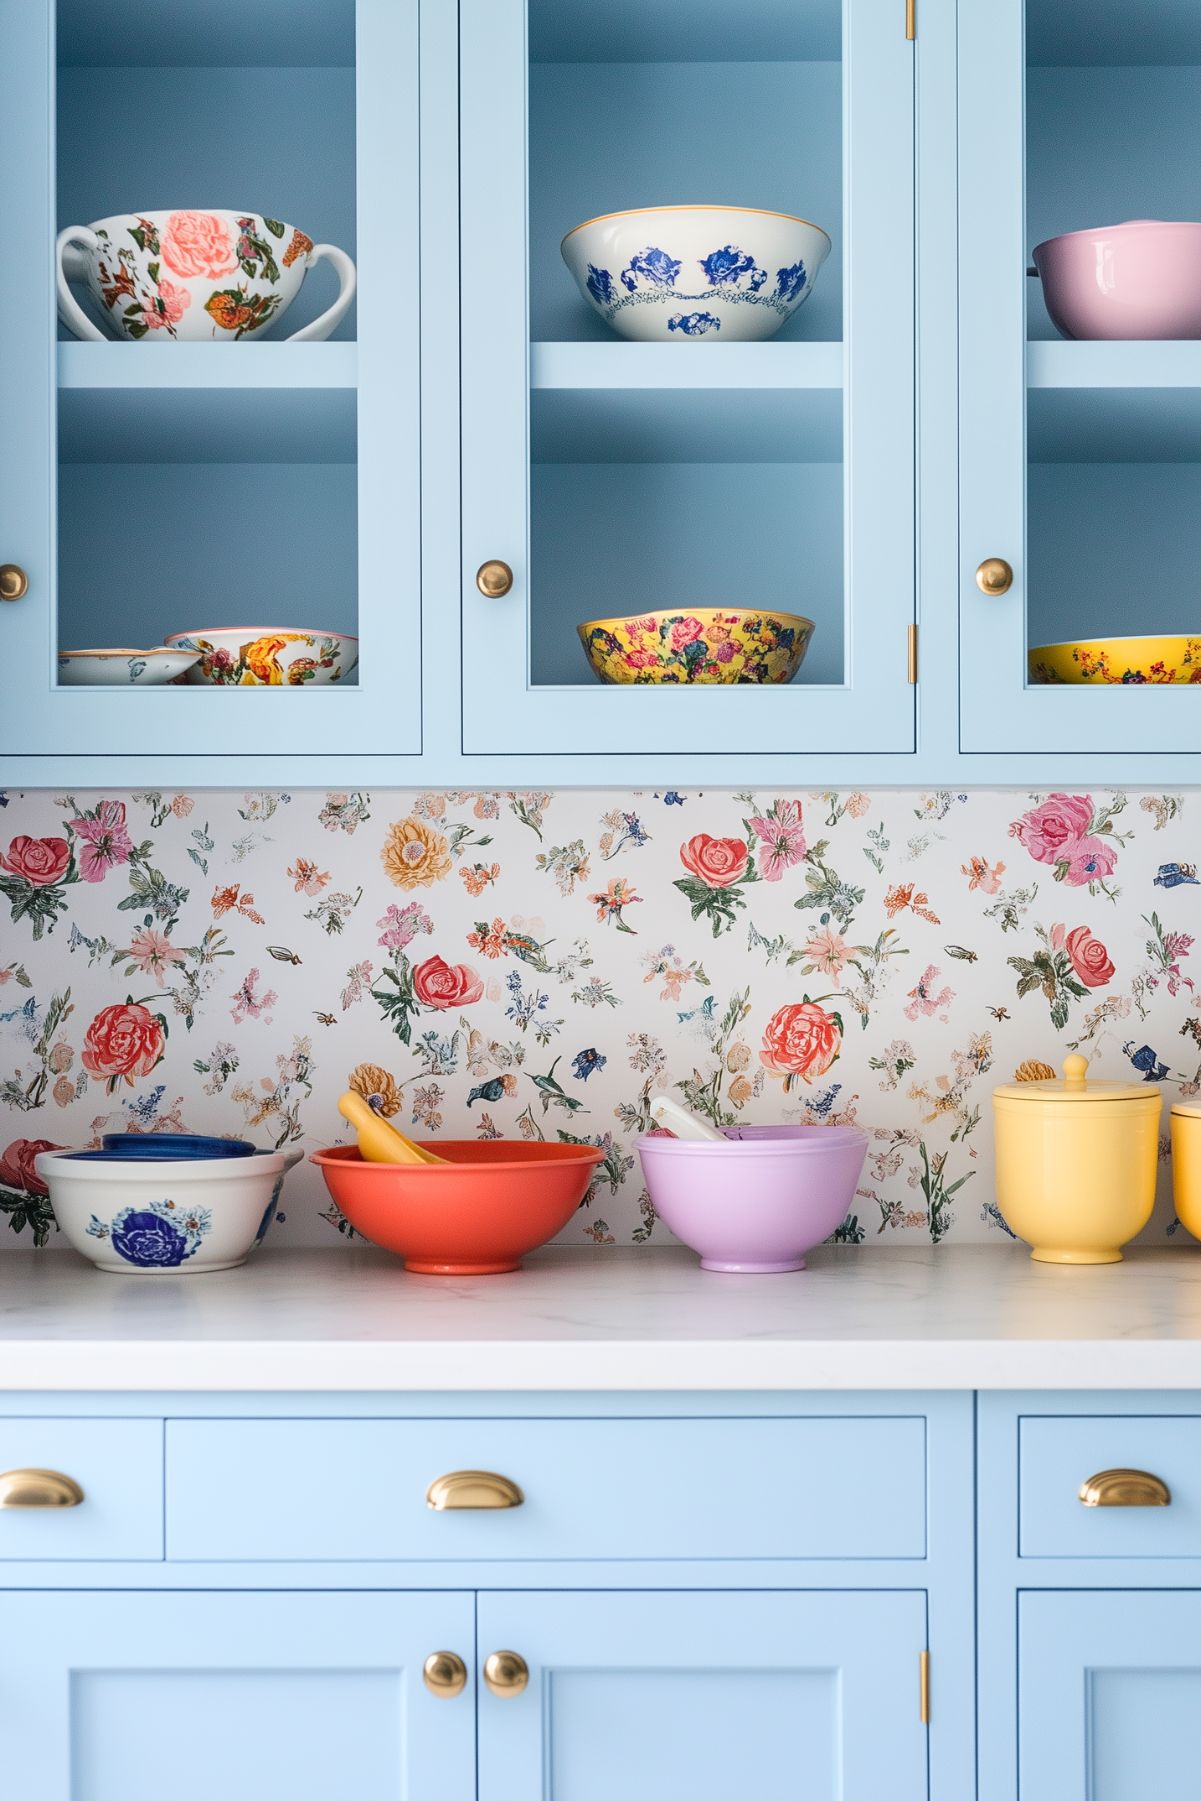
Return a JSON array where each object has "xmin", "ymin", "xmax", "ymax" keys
[
  {"xmin": 660, "ymin": 791, "xmax": 686, "ymax": 805},
  {"xmin": 468, "ymin": 1076, "xmax": 508, "ymax": 1107},
  {"xmin": 1154, "ymin": 862, "xmax": 1199, "ymax": 888},
  {"xmin": 585, "ymin": 263, "xmax": 615, "ymax": 307},
  {"xmin": 572, "ymin": 1047, "xmax": 606, "ymax": 1081},
  {"xmin": 620, "ymin": 246, "xmax": 681, "ymax": 292},
  {"xmin": 775, "ymin": 259, "xmax": 808, "ymax": 303},
  {"xmin": 1124, "ymin": 1042, "xmax": 1170, "ymax": 1082},
  {"xmin": 700, "ymin": 245, "xmax": 766, "ymax": 290},
  {"xmin": 668, "ymin": 311, "xmax": 721, "ymax": 336}
]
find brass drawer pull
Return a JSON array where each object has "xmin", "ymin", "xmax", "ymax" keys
[
  {"xmin": 0, "ymin": 564, "xmax": 29, "ymax": 602},
  {"xmin": 0, "ymin": 1468, "xmax": 85, "ymax": 1509},
  {"xmin": 422, "ymin": 1651, "xmax": 468, "ymax": 1697},
  {"xmin": 476, "ymin": 559, "xmax": 513, "ymax": 598},
  {"xmin": 426, "ymin": 1469, "xmax": 524, "ymax": 1511},
  {"xmin": 975, "ymin": 557, "xmax": 1014, "ymax": 596},
  {"xmin": 1078, "ymin": 1467, "xmax": 1171, "ymax": 1508},
  {"xmin": 483, "ymin": 1650, "xmax": 528, "ymax": 1696}
]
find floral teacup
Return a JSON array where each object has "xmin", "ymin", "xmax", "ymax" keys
[{"xmin": 56, "ymin": 210, "xmax": 355, "ymax": 343}]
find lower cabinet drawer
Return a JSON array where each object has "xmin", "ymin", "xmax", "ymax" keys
[
  {"xmin": 1020, "ymin": 1415, "xmax": 1201, "ymax": 1557},
  {"xmin": 166, "ymin": 1415, "xmax": 926, "ymax": 1562},
  {"xmin": 0, "ymin": 1419, "xmax": 163, "ymax": 1560}
]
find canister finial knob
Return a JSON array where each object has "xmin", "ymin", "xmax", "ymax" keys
[{"xmin": 1062, "ymin": 1054, "xmax": 1088, "ymax": 1089}]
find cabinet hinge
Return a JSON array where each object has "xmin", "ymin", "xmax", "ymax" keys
[
  {"xmin": 907, "ymin": 623, "xmax": 918, "ymax": 684},
  {"xmin": 919, "ymin": 1649, "xmax": 930, "ymax": 1724},
  {"xmin": 905, "ymin": 0, "xmax": 916, "ymax": 40}
]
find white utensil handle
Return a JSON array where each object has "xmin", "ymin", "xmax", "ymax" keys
[
  {"xmin": 56, "ymin": 226, "xmax": 107, "ymax": 341},
  {"xmin": 286, "ymin": 243, "xmax": 357, "ymax": 342},
  {"xmin": 648, "ymin": 1094, "xmax": 726, "ymax": 1142}
]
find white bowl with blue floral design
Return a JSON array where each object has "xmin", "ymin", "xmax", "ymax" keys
[
  {"xmin": 57, "ymin": 648, "xmax": 201, "ymax": 687},
  {"xmin": 35, "ymin": 1147, "xmax": 302, "ymax": 1273},
  {"xmin": 561, "ymin": 205, "xmax": 831, "ymax": 341}
]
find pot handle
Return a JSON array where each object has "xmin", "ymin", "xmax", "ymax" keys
[
  {"xmin": 56, "ymin": 226, "xmax": 108, "ymax": 341},
  {"xmin": 285, "ymin": 243, "xmax": 357, "ymax": 343},
  {"xmin": 1026, "ymin": 265, "xmax": 1039, "ymax": 277}
]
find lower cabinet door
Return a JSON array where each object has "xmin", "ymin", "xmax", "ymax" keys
[
  {"xmin": 1020, "ymin": 1591, "xmax": 1201, "ymax": 1800},
  {"xmin": 477, "ymin": 1590, "xmax": 928, "ymax": 1801},
  {"xmin": 0, "ymin": 1590, "xmax": 475, "ymax": 1801}
]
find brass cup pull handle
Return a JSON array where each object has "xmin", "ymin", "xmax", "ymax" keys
[
  {"xmin": 476, "ymin": 559, "xmax": 514, "ymax": 598},
  {"xmin": 975, "ymin": 557, "xmax": 1014, "ymax": 596},
  {"xmin": 1079, "ymin": 1467, "xmax": 1171, "ymax": 1508},
  {"xmin": 483, "ymin": 1650, "xmax": 529, "ymax": 1697},
  {"xmin": 426, "ymin": 1469, "xmax": 524, "ymax": 1511},
  {"xmin": 0, "ymin": 564, "xmax": 29, "ymax": 603},
  {"xmin": 0, "ymin": 1468, "xmax": 84, "ymax": 1509},
  {"xmin": 422, "ymin": 1650, "xmax": 468, "ymax": 1697}
]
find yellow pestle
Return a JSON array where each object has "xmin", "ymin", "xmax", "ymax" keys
[{"xmin": 337, "ymin": 1091, "xmax": 449, "ymax": 1165}]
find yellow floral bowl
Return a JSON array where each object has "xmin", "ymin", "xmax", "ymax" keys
[
  {"xmin": 578, "ymin": 609, "xmax": 814, "ymax": 685},
  {"xmin": 1029, "ymin": 636, "xmax": 1201, "ymax": 686},
  {"xmin": 163, "ymin": 627, "xmax": 358, "ymax": 686}
]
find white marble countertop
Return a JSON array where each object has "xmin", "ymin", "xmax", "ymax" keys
[{"xmin": 4, "ymin": 1244, "xmax": 1201, "ymax": 1391}]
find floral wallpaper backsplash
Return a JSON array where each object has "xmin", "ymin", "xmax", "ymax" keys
[{"xmin": 1, "ymin": 785, "xmax": 1198, "ymax": 1253}]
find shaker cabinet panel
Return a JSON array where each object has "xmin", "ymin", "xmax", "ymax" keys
[
  {"xmin": 0, "ymin": 0, "xmax": 420, "ymax": 767},
  {"xmin": 477, "ymin": 1589, "xmax": 928, "ymax": 1801},
  {"xmin": 1019, "ymin": 1590, "xmax": 1201, "ymax": 1801},
  {"xmin": 459, "ymin": 0, "xmax": 916, "ymax": 762},
  {"xmin": 0, "ymin": 1589, "xmax": 475, "ymax": 1801}
]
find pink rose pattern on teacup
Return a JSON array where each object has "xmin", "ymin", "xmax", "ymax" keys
[{"xmin": 160, "ymin": 211, "xmax": 239, "ymax": 282}]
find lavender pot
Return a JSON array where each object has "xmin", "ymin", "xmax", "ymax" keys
[{"xmin": 637, "ymin": 1124, "xmax": 868, "ymax": 1274}]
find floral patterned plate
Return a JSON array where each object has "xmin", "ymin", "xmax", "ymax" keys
[
  {"xmin": 578, "ymin": 609, "xmax": 814, "ymax": 685},
  {"xmin": 57, "ymin": 648, "xmax": 201, "ymax": 687},
  {"xmin": 1030, "ymin": 636, "xmax": 1201, "ymax": 685},
  {"xmin": 163, "ymin": 627, "xmax": 358, "ymax": 687}
]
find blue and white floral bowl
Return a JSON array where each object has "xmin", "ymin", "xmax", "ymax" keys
[
  {"xmin": 561, "ymin": 205, "xmax": 831, "ymax": 342},
  {"xmin": 35, "ymin": 1146, "xmax": 301, "ymax": 1273}
]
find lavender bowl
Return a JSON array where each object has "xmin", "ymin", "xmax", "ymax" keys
[{"xmin": 637, "ymin": 1124, "xmax": 868, "ymax": 1273}]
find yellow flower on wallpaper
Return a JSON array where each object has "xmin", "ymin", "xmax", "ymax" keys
[
  {"xmin": 349, "ymin": 1062, "xmax": 403, "ymax": 1118},
  {"xmin": 381, "ymin": 816, "xmax": 452, "ymax": 889}
]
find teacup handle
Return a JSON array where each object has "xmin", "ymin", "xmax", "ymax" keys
[
  {"xmin": 56, "ymin": 226, "xmax": 108, "ymax": 342},
  {"xmin": 286, "ymin": 243, "xmax": 357, "ymax": 342}
]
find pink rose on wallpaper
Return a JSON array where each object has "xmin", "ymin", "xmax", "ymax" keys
[
  {"xmin": 0, "ymin": 834, "xmax": 70, "ymax": 886},
  {"xmin": 760, "ymin": 1000, "xmax": 843, "ymax": 1088},
  {"xmin": 668, "ymin": 616, "xmax": 705, "ymax": 652},
  {"xmin": 0, "ymin": 1137, "xmax": 65, "ymax": 1196},
  {"xmin": 73, "ymin": 801, "xmax": 133, "ymax": 883},
  {"xmin": 413, "ymin": 954, "xmax": 484, "ymax": 1009},
  {"xmin": 1010, "ymin": 793, "xmax": 1093, "ymax": 866},
  {"xmin": 679, "ymin": 834, "xmax": 749, "ymax": 889},
  {"xmin": 749, "ymin": 799, "xmax": 807, "ymax": 882},
  {"xmin": 142, "ymin": 278, "xmax": 192, "ymax": 329},
  {"xmin": 1065, "ymin": 836, "xmax": 1117, "ymax": 886},
  {"xmin": 81, "ymin": 1002, "xmax": 165, "ymax": 1085},
  {"xmin": 1066, "ymin": 926, "xmax": 1115, "ymax": 988},
  {"xmin": 160, "ymin": 211, "xmax": 237, "ymax": 281}
]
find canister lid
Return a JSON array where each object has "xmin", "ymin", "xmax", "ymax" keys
[
  {"xmin": 993, "ymin": 1053, "xmax": 1154, "ymax": 1103},
  {"xmin": 1172, "ymin": 1100, "xmax": 1201, "ymax": 1119}
]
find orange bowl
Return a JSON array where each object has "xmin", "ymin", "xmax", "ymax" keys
[{"xmin": 310, "ymin": 1141, "xmax": 605, "ymax": 1274}]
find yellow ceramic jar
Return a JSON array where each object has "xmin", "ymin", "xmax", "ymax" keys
[
  {"xmin": 1171, "ymin": 1103, "xmax": 1201, "ymax": 1242},
  {"xmin": 992, "ymin": 1054, "xmax": 1162, "ymax": 1264}
]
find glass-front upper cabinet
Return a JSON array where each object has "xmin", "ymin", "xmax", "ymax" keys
[
  {"xmin": 460, "ymin": 0, "xmax": 916, "ymax": 763},
  {"xmin": 960, "ymin": 0, "xmax": 1201, "ymax": 759},
  {"xmin": 0, "ymin": 0, "xmax": 417, "ymax": 769}
]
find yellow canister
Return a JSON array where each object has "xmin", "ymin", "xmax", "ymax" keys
[
  {"xmin": 1171, "ymin": 1103, "xmax": 1201, "ymax": 1242},
  {"xmin": 992, "ymin": 1054, "xmax": 1162, "ymax": 1264}
]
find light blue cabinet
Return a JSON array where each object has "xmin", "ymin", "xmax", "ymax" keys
[
  {"xmin": 1, "ymin": 1588, "xmax": 477, "ymax": 1800},
  {"xmin": 477, "ymin": 1589, "xmax": 929, "ymax": 1801},
  {"xmin": 459, "ymin": 0, "xmax": 916, "ymax": 764},
  {"xmin": 959, "ymin": 0, "xmax": 1201, "ymax": 763},
  {"xmin": 1019, "ymin": 1591, "xmax": 1201, "ymax": 1801},
  {"xmin": 0, "ymin": 0, "xmax": 420, "ymax": 773}
]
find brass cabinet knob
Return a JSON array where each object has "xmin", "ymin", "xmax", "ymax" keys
[
  {"xmin": 975, "ymin": 557, "xmax": 1014, "ymax": 596},
  {"xmin": 0, "ymin": 1468, "xmax": 84, "ymax": 1508},
  {"xmin": 426, "ymin": 1469, "xmax": 524, "ymax": 1510},
  {"xmin": 476, "ymin": 559, "xmax": 514, "ymax": 598},
  {"xmin": 0, "ymin": 564, "xmax": 29, "ymax": 602},
  {"xmin": 483, "ymin": 1650, "xmax": 529, "ymax": 1697},
  {"xmin": 422, "ymin": 1650, "xmax": 468, "ymax": 1697},
  {"xmin": 1079, "ymin": 1467, "xmax": 1171, "ymax": 1508}
]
